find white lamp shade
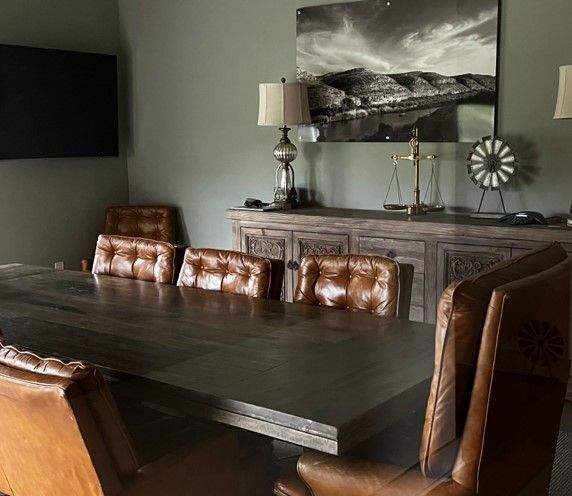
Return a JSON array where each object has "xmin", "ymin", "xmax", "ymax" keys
[
  {"xmin": 554, "ymin": 65, "xmax": 572, "ymax": 119},
  {"xmin": 258, "ymin": 82, "xmax": 312, "ymax": 126}
]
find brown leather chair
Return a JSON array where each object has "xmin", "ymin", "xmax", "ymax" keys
[
  {"xmin": 92, "ymin": 234, "xmax": 176, "ymax": 284},
  {"xmin": 275, "ymin": 242, "xmax": 569, "ymax": 496},
  {"xmin": 103, "ymin": 206, "xmax": 176, "ymax": 242},
  {"xmin": 177, "ymin": 248, "xmax": 284, "ymax": 300},
  {"xmin": 0, "ymin": 344, "xmax": 238, "ymax": 496},
  {"xmin": 82, "ymin": 206, "xmax": 177, "ymax": 272},
  {"xmin": 294, "ymin": 254, "xmax": 414, "ymax": 319}
]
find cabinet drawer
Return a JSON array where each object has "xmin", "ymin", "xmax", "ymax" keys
[{"xmin": 358, "ymin": 237, "xmax": 425, "ymax": 272}]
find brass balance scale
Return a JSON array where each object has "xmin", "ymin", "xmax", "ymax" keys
[{"xmin": 383, "ymin": 127, "xmax": 444, "ymax": 215}]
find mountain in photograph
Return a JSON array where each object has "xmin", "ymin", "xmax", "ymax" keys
[{"xmin": 298, "ymin": 67, "xmax": 495, "ymax": 125}]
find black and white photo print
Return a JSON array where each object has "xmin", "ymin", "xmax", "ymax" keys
[{"xmin": 297, "ymin": 0, "xmax": 499, "ymax": 142}]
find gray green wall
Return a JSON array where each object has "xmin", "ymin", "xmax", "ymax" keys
[
  {"xmin": 120, "ymin": 0, "xmax": 572, "ymax": 249},
  {"xmin": 0, "ymin": 0, "xmax": 129, "ymax": 268}
]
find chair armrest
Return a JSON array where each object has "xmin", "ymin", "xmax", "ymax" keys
[
  {"xmin": 81, "ymin": 258, "xmax": 93, "ymax": 272},
  {"xmin": 121, "ymin": 431, "xmax": 239, "ymax": 496}
]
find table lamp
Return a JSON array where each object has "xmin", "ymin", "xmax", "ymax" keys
[
  {"xmin": 258, "ymin": 78, "xmax": 311, "ymax": 210},
  {"xmin": 554, "ymin": 65, "xmax": 572, "ymax": 227}
]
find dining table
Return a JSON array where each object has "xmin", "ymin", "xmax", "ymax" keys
[{"xmin": 0, "ymin": 263, "xmax": 435, "ymax": 456}]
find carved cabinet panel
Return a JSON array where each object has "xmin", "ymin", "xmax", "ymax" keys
[
  {"xmin": 436, "ymin": 243, "xmax": 511, "ymax": 296},
  {"xmin": 293, "ymin": 232, "xmax": 349, "ymax": 260},
  {"xmin": 241, "ymin": 227, "xmax": 293, "ymax": 301}
]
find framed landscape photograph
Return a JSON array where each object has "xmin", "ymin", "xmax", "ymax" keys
[{"xmin": 296, "ymin": 0, "xmax": 500, "ymax": 142}]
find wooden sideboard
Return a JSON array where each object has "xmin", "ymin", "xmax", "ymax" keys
[
  {"xmin": 227, "ymin": 207, "xmax": 572, "ymax": 399},
  {"xmin": 228, "ymin": 207, "xmax": 572, "ymax": 320}
]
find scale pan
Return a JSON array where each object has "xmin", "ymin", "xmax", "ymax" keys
[
  {"xmin": 383, "ymin": 204, "xmax": 408, "ymax": 211},
  {"xmin": 425, "ymin": 204, "xmax": 445, "ymax": 212}
]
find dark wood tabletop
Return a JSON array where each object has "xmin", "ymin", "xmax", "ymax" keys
[{"xmin": 0, "ymin": 264, "xmax": 435, "ymax": 455}]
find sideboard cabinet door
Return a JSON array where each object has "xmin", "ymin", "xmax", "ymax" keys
[
  {"xmin": 436, "ymin": 243, "xmax": 511, "ymax": 296},
  {"xmin": 241, "ymin": 227, "xmax": 293, "ymax": 301}
]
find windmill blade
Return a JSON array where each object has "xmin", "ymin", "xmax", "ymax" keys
[
  {"xmin": 483, "ymin": 173, "xmax": 492, "ymax": 188},
  {"xmin": 473, "ymin": 144, "xmax": 488, "ymax": 159},
  {"xmin": 470, "ymin": 163, "xmax": 486, "ymax": 172},
  {"xmin": 475, "ymin": 169, "xmax": 487, "ymax": 183},
  {"xmin": 498, "ymin": 144, "xmax": 512, "ymax": 158},
  {"xmin": 484, "ymin": 138, "xmax": 493, "ymax": 155},
  {"xmin": 501, "ymin": 154, "xmax": 515, "ymax": 163},
  {"xmin": 491, "ymin": 172, "xmax": 500, "ymax": 189},
  {"xmin": 493, "ymin": 139, "xmax": 503, "ymax": 154},
  {"xmin": 497, "ymin": 170, "xmax": 510, "ymax": 183}
]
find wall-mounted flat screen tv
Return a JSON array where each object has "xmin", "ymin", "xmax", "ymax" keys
[{"xmin": 0, "ymin": 44, "xmax": 118, "ymax": 159}]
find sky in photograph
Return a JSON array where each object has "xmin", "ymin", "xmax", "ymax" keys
[{"xmin": 297, "ymin": 0, "xmax": 499, "ymax": 76}]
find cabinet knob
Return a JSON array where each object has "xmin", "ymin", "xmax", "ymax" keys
[{"xmin": 287, "ymin": 260, "xmax": 300, "ymax": 271}]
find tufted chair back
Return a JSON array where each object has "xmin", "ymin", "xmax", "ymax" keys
[
  {"xmin": 451, "ymin": 259, "xmax": 570, "ymax": 494},
  {"xmin": 177, "ymin": 248, "xmax": 283, "ymax": 299},
  {"xmin": 419, "ymin": 242, "xmax": 568, "ymax": 479},
  {"xmin": 92, "ymin": 235, "xmax": 176, "ymax": 284},
  {"xmin": 0, "ymin": 344, "xmax": 139, "ymax": 496},
  {"xmin": 294, "ymin": 254, "xmax": 414, "ymax": 319},
  {"xmin": 104, "ymin": 206, "xmax": 176, "ymax": 243}
]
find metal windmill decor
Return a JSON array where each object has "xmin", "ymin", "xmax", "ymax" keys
[
  {"xmin": 383, "ymin": 127, "xmax": 444, "ymax": 216},
  {"xmin": 467, "ymin": 136, "xmax": 517, "ymax": 216}
]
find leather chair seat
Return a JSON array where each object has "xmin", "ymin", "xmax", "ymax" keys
[
  {"xmin": 276, "ymin": 409, "xmax": 432, "ymax": 496},
  {"xmin": 274, "ymin": 473, "xmax": 310, "ymax": 496},
  {"xmin": 276, "ymin": 459, "xmax": 454, "ymax": 496}
]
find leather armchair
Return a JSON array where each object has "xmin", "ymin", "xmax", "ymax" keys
[
  {"xmin": 92, "ymin": 234, "xmax": 176, "ymax": 284},
  {"xmin": 275, "ymin": 242, "xmax": 569, "ymax": 496},
  {"xmin": 0, "ymin": 344, "xmax": 239, "ymax": 496},
  {"xmin": 294, "ymin": 254, "xmax": 414, "ymax": 318},
  {"xmin": 82, "ymin": 206, "xmax": 177, "ymax": 272},
  {"xmin": 177, "ymin": 248, "xmax": 284, "ymax": 300}
]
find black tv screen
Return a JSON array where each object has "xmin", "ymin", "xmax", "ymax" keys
[{"xmin": 0, "ymin": 44, "xmax": 118, "ymax": 159}]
